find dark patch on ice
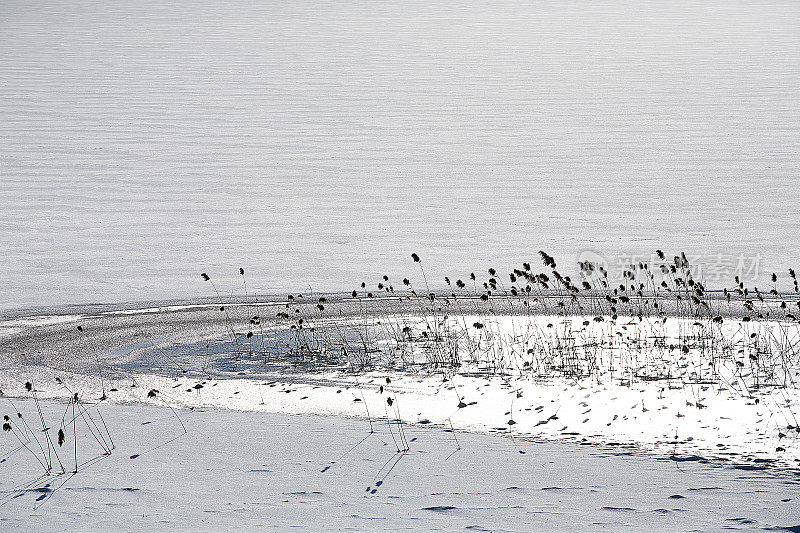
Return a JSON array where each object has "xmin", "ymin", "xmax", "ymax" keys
[
  {"xmin": 733, "ymin": 464, "xmax": 766, "ymax": 471},
  {"xmin": 129, "ymin": 454, "xmax": 140, "ymax": 459},
  {"xmin": 668, "ymin": 494, "xmax": 685, "ymax": 499},
  {"xmin": 726, "ymin": 517, "xmax": 756, "ymax": 524},
  {"xmin": 285, "ymin": 491, "xmax": 323, "ymax": 496},
  {"xmin": 422, "ymin": 505, "xmax": 458, "ymax": 512},
  {"xmin": 601, "ymin": 506, "xmax": 636, "ymax": 512},
  {"xmin": 669, "ymin": 454, "xmax": 709, "ymax": 463},
  {"xmin": 541, "ymin": 487, "xmax": 563, "ymax": 491}
]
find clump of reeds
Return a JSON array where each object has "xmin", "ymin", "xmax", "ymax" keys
[
  {"xmin": 1, "ymin": 380, "xmax": 114, "ymax": 479},
  {"xmin": 192, "ymin": 249, "xmax": 800, "ymax": 411}
]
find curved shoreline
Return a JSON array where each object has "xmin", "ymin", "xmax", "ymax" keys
[{"xmin": 2, "ymin": 301, "xmax": 800, "ymax": 472}]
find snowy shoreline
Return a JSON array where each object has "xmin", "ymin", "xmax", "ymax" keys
[
  {"xmin": 2, "ymin": 363, "xmax": 798, "ymax": 473},
  {"xmin": 2, "ymin": 300, "xmax": 800, "ymax": 472}
]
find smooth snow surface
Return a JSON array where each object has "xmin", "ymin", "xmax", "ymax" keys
[
  {"xmin": 2, "ymin": 0, "xmax": 800, "ymax": 309},
  {"xmin": 1, "ymin": 400, "xmax": 799, "ymax": 532}
]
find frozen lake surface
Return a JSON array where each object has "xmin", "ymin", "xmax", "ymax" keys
[
  {"xmin": 1, "ymin": 401, "xmax": 799, "ymax": 532},
  {"xmin": 2, "ymin": 0, "xmax": 799, "ymax": 309}
]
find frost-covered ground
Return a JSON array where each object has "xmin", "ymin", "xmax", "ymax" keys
[{"xmin": 1, "ymin": 0, "xmax": 799, "ymax": 309}]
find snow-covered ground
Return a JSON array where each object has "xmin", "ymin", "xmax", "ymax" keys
[
  {"xmin": 1, "ymin": 400, "xmax": 799, "ymax": 532},
  {"xmin": 3, "ymin": 360, "xmax": 799, "ymax": 470},
  {"xmin": 1, "ymin": 0, "xmax": 799, "ymax": 309}
]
